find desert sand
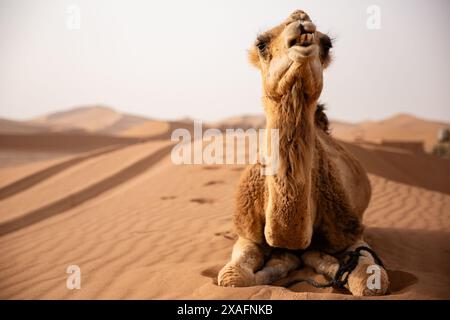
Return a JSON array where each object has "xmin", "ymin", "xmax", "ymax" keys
[
  {"xmin": 330, "ymin": 113, "xmax": 448, "ymax": 153},
  {"xmin": 0, "ymin": 107, "xmax": 449, "ymax": 299},
  {"xmin": 28, "ymin": 105, "xmax": 148, "ymax": 134}
]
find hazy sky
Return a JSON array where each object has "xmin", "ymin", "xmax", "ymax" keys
[{"xmin": 0, "ymin": 0, "xmax": 449, "ymax": 123}]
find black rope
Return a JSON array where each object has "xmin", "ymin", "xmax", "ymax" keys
[{"xmin": 284, "ymin": 246, "xmax": 385, "ymax": 289}]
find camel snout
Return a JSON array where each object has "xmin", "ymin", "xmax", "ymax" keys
[{"xmin": 285, "ymin": 20, "xmax": 317, "ymax": 49}]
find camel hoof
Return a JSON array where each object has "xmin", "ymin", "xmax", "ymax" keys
[
  {"xmin": 218, "ymin": 263, "xmax": 255, "ymax": 287},
  {"xmin": 347, "ymin": 263, "xmax": 390, "ymax": 296}
]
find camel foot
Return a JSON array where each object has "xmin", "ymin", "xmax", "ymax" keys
[
  {"xmin": 302, "ymin": 246, "xmax": 390, "ymax": 296},
  {"xmin": 218, "ymin": 262, "xmax": 255, "ymax": 287},
  {"xmin": 347, "ymin": 262, "xmax": 389, "ymax": 296}
]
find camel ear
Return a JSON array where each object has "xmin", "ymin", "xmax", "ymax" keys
[
  {"xmin": 318, "ymin": 33, "xmax": 333, "ymax": 69},
  {"xmin": 248, "ymin": 47, "xmax": 261, "ymax": 69}
]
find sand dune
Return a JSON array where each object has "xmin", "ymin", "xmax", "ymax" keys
[
  {"xmin": 218, "ymin": 113, "xmax": 450, "ymax": 153},
  {"xmin": 0, "ymin": 133, "xmax": 448, "ymax": 299},
  {"xmin": 29, "ymin": 106, "xmax": 122, "ymax": 132},
  {"xmin": 342, "ymin": 141, "xmax": 450, "ymax": 194},
  {"xmin": 213, "ymin": 114, "xmax": 266, "ymax": 130},
  {"xmin": 99, "ymin": 114, "xmax": 149, "ymax": 135},
  {"xmin": 121, "ymin": 120, "xmax": 170, "ymax": 138},
  {"xmin": 0, "ymin": 132, "xmax": 142, "ymax": 168},
  {"xmin": 10, "ymin": 108, "xmax": 450, "ymax": 153},
  {"xmin": 331, "ymin": 114, "xmax": 449, "ymax": 152},
  {"xmin": 0, "ymin": 113, "xmax": 449, "ymax": 299},
  {"xmin": 0, "ymin": 132, "xmax": 139, "ymax": 152},
  {"xmin": 0, "ymin": 119, "xmax": 49, "ymax": 134},
  {"xmin": 0, "ymin": 140, "xmax": 172, "ymax": 235},
  {"xmin": 28, "ymin": 106, "xmax": 149, "ymax": 134}
]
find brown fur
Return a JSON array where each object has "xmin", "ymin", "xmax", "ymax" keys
[
  {"xmin": 315, "ymin": 104, "xmax": 330, "ymax": 133},
  {"xmin": 218, "ymin": 10, "xmax": 388, "ymax": 296}
]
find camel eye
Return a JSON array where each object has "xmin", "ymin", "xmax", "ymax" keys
[
  {"xmin": 256, "ymin": 40, "xmax": 268, "ymax": 53},
  {"xmin": 256, "ymin": 34, "xmax": 271, "ymax": 54}
]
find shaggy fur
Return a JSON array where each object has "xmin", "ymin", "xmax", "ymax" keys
[
  {"xmin": 315, "ymin": 104, "xmax": 330, "ymax": 134},
  {"xmin": 218, "ymin": 10, "xmax": 389, "ymax": 296}
]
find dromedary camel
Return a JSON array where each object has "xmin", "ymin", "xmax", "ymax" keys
[{"xmin": 218, "ymin": 10, "xmax": 389, "ymax": 296}]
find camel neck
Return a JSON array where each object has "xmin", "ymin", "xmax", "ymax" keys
[
  {"xmin": 264, "ymin": 86, "xmax": 317, "ymax": 182},
  {"xmin": 263, "ymin": 85, "xmax": 317, "ymax": 250}
]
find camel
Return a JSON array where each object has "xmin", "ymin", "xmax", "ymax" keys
[{"xmin": 218, "ymin": 10, "xmax": 389, "ymax": 296}]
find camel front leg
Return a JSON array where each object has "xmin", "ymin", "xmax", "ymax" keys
[
  {"xmin": 254, "ymin": 251, "xmax": 301, "ymax": 285},
  {"xmin": 302, "ymin": 239, "xmax": 389, "ymax": 296},
  {"xmin": 218, "ymin": 237, "xmax": 268, "ymax": 287},
  {"xmin": 218, "ymin": 238, "xmax": 301, "ymax": 287}
]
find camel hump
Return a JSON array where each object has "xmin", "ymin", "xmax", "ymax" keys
[{"xmin": 315, "ymin": 104, "xmax": 330, "ymax": 134}]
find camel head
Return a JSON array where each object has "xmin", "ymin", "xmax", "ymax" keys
[{"xmin": 249, "ymin": 10, "xmax": 333, "ymax": 102}]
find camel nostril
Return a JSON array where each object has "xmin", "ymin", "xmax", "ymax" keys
[{"xmin": 299, "ymin": 23, "xmax": 306, "ymax": 34}]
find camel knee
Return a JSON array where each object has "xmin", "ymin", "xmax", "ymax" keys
[{"xmin": 230, "ymin": 238, "xmax": 267, "ymax": 270}]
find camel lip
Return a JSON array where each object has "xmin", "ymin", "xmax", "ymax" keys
[
  {"xmin": 292, "ymin": 42, "xmax": 313, "ymax": 49},
  {"xmin": 288, "ymin": 44, "xmax": 318, "ymax": 59}
]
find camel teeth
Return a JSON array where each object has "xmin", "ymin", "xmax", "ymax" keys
[{"xmin": 300, "ymin": 34, "xmax": 307, "ymax": 44}]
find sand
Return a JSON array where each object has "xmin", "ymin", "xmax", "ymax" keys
[
  {"xmin": 0, "ymin": 119, "xmax": 49, "ymax": 135},
  {"xmin": 0, "ymin": 111, "xmax": 449, "ymax": 299},
  {"xmin": 331, "ymin": 114, "xmax": 449, "ymax": 153},
  {"xmin": 28, "ymin": 106, "xmax": 149, "ymax": 135},
  {"xmin": 215, "ymin": 113, "xmax": 449, "ymax": 153}
]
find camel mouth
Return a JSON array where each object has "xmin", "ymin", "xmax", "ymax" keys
[
  {"xmin": 287, "ymin": 33, "xmax": 318, "ymax": 60},
  {"xmin": 288, "ymin": 43, "xmax": 318, "ymax": 60},
  {"xmin": 289, "ymin": 33, "xmax": 315, "ymax": 48}
]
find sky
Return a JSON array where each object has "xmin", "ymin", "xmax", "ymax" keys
[{"xmin": 0, "ymin": 0, "xmax": 449, "ymax": 123}]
